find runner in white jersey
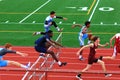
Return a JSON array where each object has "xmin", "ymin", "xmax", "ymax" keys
[
  {"xmin": 33, "ymin": 11, "xmax": 67, "ymax": 35},
  {"xmin": 72, "ymin": 21, "xmax": 92, "ymax": 60}
]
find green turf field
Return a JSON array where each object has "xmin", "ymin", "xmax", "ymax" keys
[{"xmin": 0, "ymin": 0, "xmax": 120, "ymax": 47}]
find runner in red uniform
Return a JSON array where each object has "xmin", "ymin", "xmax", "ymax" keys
[
  {"xmin": 100, "ymin": 33, "xmax": 120, "ymax": 60},
  {"xmin": 76, "ymin": 36, "xmax": 112, "ymax": 80}
]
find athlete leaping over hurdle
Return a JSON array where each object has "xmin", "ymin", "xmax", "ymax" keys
[
  {"xmin": 34, "ymin": 30, "xmax": 67, "ymax": 67},
  {"xmin": 33, "ymin": 11, "xmax": 67, "ymax": 36},
  {"xmin": 0, "ymin": 43, "xmax": 30, "ymax": 69}
]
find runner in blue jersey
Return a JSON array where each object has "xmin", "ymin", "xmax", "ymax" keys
[
  {"xmin": 33, "ymin": 11, "xmax": 67, "ymax": 35},
  {"xmin": 72, "ymin": 21, "xmax": 92, "ymax": 60},
  {"xmin": 0, "ymin": 43, "xmax": 30, "ymax": 68},
  {"xmin": 34, "ymin": 30, "xmax": 67, "ymax": 67}
]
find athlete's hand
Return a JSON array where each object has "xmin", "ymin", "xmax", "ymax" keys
[
  {"xmin": 63, "ymin": 18, "xmax": 67, "ymax": 20},
  {"xmin": 20, "ymin": 53, "xmax": 28, "ymax": 57},
  {"xmin": 76, "ymin": 51, "xmax": 80, "ymax": 56},
  {"xmin": 72, "ymin": 25, "xmax": 74, "ymax": 28},
  {"xmin": 110, "ymin": 44, "xmax": 113, "ymax": 48},
  {"xmin": 105, "ymin": 42, "xmax": 109, "ymax": 46}
]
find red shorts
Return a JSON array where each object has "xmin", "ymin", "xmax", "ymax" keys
[
  {"xmin": 88, "ymin": 57, "xmax": 98, "ymax": 64},
  {"xmin": 112, "ymin": 46, "xmax": 120, "ymax": 57}
]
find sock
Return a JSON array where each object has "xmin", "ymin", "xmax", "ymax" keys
[
  {"xmin": 56, "ymin": 27, "xmax": 60, "ymax": 31},
  {"xmin": 36, "ymin": 32, "xmax": 41, "ymax": 35},
  {"xmin": 20, "ymin": 64, "xmax": 28, "ymax": 69},
  {"xmin": 87, "ymin": 40, "xmax": 91, "ymax": 44},
  {"xmin": 58, "ymin": 61, "xmax": 62, "ymax": 65},
  {"xmin": 79, "ymin": 55, "xmax": 82, "ymax": 59}
]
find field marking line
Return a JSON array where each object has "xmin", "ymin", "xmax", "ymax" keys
[
  {"xmin": 1, "ymin": 22, "xmax": 120, "ymax": 26},
  {"xmin": 19, "ymin": 0, "xmax": 51, "ymax": 23},
  {"xmin": 0, "ymin": 30, "xmax": 116, "ymax": 34},
  {"xmin": 87, "ymin": 0, "xmax": 96, "ymax": 15},
  {"xmin": 88, "ymin": 0, "xmax": 100, "ymax": 21},
  {"xmin": 0, "ymin": 12, "xmax": 86, "ymax": 15}
]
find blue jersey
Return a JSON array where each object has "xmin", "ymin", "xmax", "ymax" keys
[
  {"xmin": 0, "ymin": 48, "xmax": 16, "ymax": 56},
  {"xmin": 35, "ymin": 34, "xmax": 51, "ymax": 47}
]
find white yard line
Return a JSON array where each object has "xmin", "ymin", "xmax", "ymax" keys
[
  {"xmin": 88, "ymin": 0, "xmax": 100, "ymax": 21},
  {"xmin": 19, "ymin": 0, "xmax": 51, "ymax": 23}
]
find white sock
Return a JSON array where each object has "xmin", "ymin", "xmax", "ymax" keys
[
  {"xmin": 36, "ymin": 32, "xmax": 41, "ymax": 35},
  {"xmin": 56, "ymin": 27, "xmax": 60, "ymax": 31},
  {"xmin": 79, "ymin": 55, "xmax": 82, "ymax": 59},
  {"xmin": 58, "ymin": 61, "xmax": 62, "ymax": 65},
  {"xmin": 21, "ymin": 64, "xmax": 28, "ymax": 69},
  {"xmin": 87, "ymin": 40, "xmax": 91, "ymax": 44}
]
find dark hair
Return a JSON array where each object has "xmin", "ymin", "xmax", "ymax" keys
[
  {"xmin": 50, "ymin": 11, "xmax": 55, "ymax": 15},
  {"xmin": 46, "ymin": 30, "xmax": 53, "ymax": 34},
  {"xmin": 85, "ymin": 21, "xmax": 91, "ymax": 26},
  {"xmin": 92, "ymin": 36, "xmax": 99, "ymax": 42}
]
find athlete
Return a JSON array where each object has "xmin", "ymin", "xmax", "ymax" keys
[
  {"xmin": 99, "ymin": 33, "xmax": 120, "ymax": 67},
  {"xmin": 34, "ymin": 30, "xmax": 67, "ymax": 67},
  {"xmin": 0, "ymin": 43, "xmax": 30, "ymax": 68},
  {"xmin": 72, "ymin": 21, "xmax": 92, "ymax": 60},
  {"xmin": 76, "ymin": 36, "xmax": 112, "ymax": 80},
  {"xmin": 33, "ymin": 11, "xmax": 67, "ymax": 35}
]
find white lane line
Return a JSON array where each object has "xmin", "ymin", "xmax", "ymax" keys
[
  {"xmin": 19, "ymin": 0, "xmax": 51, "ymax": 23},
  {"xmin": 88, "ymin": 0, "xmax": 100, "ymax": 21}
]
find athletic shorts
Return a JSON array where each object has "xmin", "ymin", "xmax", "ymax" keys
[
  {"xmin": 79, "ymin": 33, "xmax": 88, "ymax": 46},
  {"xmin": 44, "ymin": 25, "xmax": 51, "ymax": 32},
  {"xmin": 34, "ymin": 46, "xmax": 47, "ymax": 53},
  {"xmin": 0, "ymin": 60, "xmax": 8, "ymax": 67},
  {"xmin": 112, "ymin": 46, "xmax": 120, "ymax": 57},
  {"xmin": 88, "ymin": 57, "xmax": 98, "ymax": 64}
]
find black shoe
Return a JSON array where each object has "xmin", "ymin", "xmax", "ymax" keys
[
  {"xmin": 99, "ymin": 56, "xmax": 103, "ymax": 60},
  {"xmin": 76, "ymin": 74, "xmax": 82, "ymax": 80},
  {"xmin": 59, "ymin": 62, "xmax": 67, "ymax": 67}
]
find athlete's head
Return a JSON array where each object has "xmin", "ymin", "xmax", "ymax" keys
[
  {"xmin": 85, "ymin": 21, "xmax": 91, "ymax": 28},
  {"xmin": 46, "ymin": 30, "xmax": 53, "ymax": 37},
  {"xmin": 5, "ymin": 43, "xmax": 12, "ymax": 50},
  {"xmin": 92, "ymin": 36, "xmax": 100, "ymax": 43},
  {"xmin": 50, "ymin": 11, "xmax": 56, "ymax": 18}
]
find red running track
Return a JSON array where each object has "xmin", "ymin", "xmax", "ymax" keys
[{"xmin": 0, "ymin": 47, "xmax": 120, "ymax": 80}]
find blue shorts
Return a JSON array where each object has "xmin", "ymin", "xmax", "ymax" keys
[
  {"xmin": 79, "ymin": 33, "xmax": 88, "ymax": 46},
  {"xmin": 0, "ymin": 60, "xmax": 8, "ymax": 67},
  {"xmin": 44, "ymin": 26, "xmax": 50, "ymax": 32},
  {"xmin": 34, "ymin": 46, "xmax": 47, "ymax": 53}
]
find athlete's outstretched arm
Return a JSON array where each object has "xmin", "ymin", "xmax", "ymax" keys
[
  {"xmin": 110, "ymin": 35, "xmax": 116, "ymax": 48},
  {"xmin": 16, "ymin": 51, "xmax": 28, "ymax": 57},
  {"xmin": 76, "ymin": 44, "xmax": 93, "ymax": 55},
  {"xmin": 51, "ymin": 40, "xmax": 63, "ymax": 47},
  {"xmin": 98, "ymin": 42, "xmax": 109, "ymax": 48},
  {"xmin": 72, "ymin": 24, "xmax": 82, "ymax": 28},
  {"xmin": 56, "ymin": 16, "xmax": 67, "ymax": 20}
]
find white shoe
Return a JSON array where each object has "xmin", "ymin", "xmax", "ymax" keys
[
  {"xmin": 26, "ymin": 62, "xmax": 31, "ymax": 68},
  {"xmin": 105, "ymin": 73, "xmax": 112, "ymax": 77}
]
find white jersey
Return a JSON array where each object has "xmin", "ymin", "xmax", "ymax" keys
[
  {"xmin": 44, "ymin": 16, "xmax": 56, "ymax": 27},
  {"xmin": 115, "ymin": 33, "xmax": 120, "ymax": 38}
]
